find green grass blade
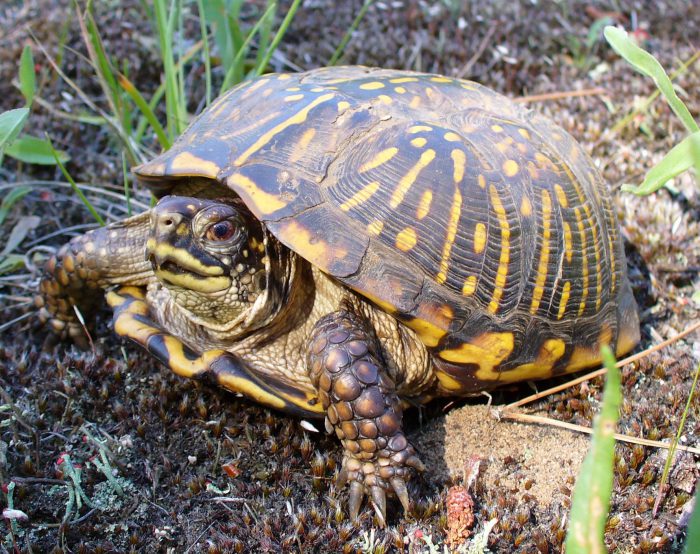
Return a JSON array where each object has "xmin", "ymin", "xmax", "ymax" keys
[
  {"xmin": 0, "ymin": 108, "xmax": 29, "ymax": 155},
  {"xmin": 117, "ymin": 73, "xmax": 170, "ymax": 149},
  {"xmin": 122, "ymin": 152, "xmax": 132, "ymax": 217},
  {"xmin": 0, "ymin": 185, "xmax": 31, "ymax": 226},
  {"xmin": 621, "ymin": 131, "xmax": 700, "ymax": 195},
  {"xmin": 254, "ymin": 0, "xmax": 276, "ymax": 71},
  {"xmin": 604, "ymin": 26, "xmax": 699, "ymax": 134},
  {"xmin": 47, "ymin": 134, "xmax": 105, "ymax": 226},
  {"xmin": 329, "ymin": 0, "xmax": 374, "ymax": 65},
  {"xmin": 5, "ymin": 135, "xmax": 70, "ymax": 165},
  {"xmin": 565, "ymin": 346, "xmax": 621, "ymax": 554},
  {"xmin": 252, "ymin": 0, "xmax": 301, "ymax": 77},
  {"xmin": 196, "ymin": 0, "xmax": 212, "ymax": 107},
  {"xmin": 220, "ymin": 2, "xmax": 277, "ymax": 92},
  {"xmin": 154, "ymin": 0, "xmax": 185, "ymax": 139},
  {"xmin": 19, "ymin": 45, "xmax": 36, "ymax": 106}
]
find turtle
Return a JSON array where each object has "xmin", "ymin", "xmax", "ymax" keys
[{"xmin": 37, "ymin": 66, "xmax": 640, "ymax": 524}]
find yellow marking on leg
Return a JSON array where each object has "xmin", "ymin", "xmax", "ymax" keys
[
  {"xmin": 411, "ymin": 137, "xmax": 427, "ymax": 148},
  {"xmin": 339, "ymin": 181, "xmax": 380, "ymax": 212},
  {"xmin": 416, "ymin": 190, "xmax": 433, "ymax": 220},
  {"xmin": 289, "ymin": 127, "xmax": 317, "ymax": 164},
  {"xmin": 574, "ymin": 207, "xmax": 589, "ymax": 315},
  {"xmin": 359, "ymin": 81, "xmax": 385, "ymax": 90},
  {"xmin": 390, "ymin": 77, "xmax": 419, "ymax": 83},
  {"xmin": 359, "ymin": 147, "xmax": 399, "ymax": 173},
  {"xmin": 503, "ymin": 159, "xmax": 519, "ymax": 177},
  {"xmin": 436, "ymin": 187, "xmax": 463, "ymax": 284},
  {"xmin": 367, "ymin": 219, "xmax": 384, "ymax": 236},
  {"xmin": 444, "ymin": 132, "xmax": 461, "ymax": 142},
  {"xmin": 451, "ymin": 149, "xmax": 466, "ymax": 183},
  {"xmin": 473, "ymin": 222, "xmax": 486, "ymax": 254},
  {"xmin": 228, "ymin": 173, "xmax": 288, "ymax": 215},
  {"xmin": 234, "ymin": 93, "xmax": 335, "ymax": 166},
  {"xmin": 462, "ymin": 275, "xmax": 477, "ymax": 296},
  {"xmin": 395, "ymin": 227, "xmax": 418, "ymax": 252},
  {"xmin": 488, "ymin": 185, "xmax": 510, "ymax": 314},
  {"xmin": 530, "ymin": 189, "xmax": 552, "ymax": 314},
  {"xmin": 554, "ymin": 184, "xmax": 568, "ymax": 207},
  {"xmin": 390, "ymin": 149, "xmax": 436, "ymax": 208},
  {"xmin": 408, "ymin": 125, "xmax": 432, "ymax": 134},
  {"xmin": 557, "ymin": 281, "xmax": 571, "ymax": 319},
  {"xmin": 563, "ymin": 221, "xmax": 573, "ymax": 263}
]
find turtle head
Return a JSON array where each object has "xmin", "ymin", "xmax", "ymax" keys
[{"xmin": 146, "ymin": 196, "xmax": 268, "ymax": 328}]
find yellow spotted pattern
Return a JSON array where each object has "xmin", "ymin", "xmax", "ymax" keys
[
  {"xmin": 574, "ymin": 207, "xmax": 589, "ymax": 315},
  {"xmin": 563, "ymin": 221, "xmax": 573, "ymax": 263},
  {"xmin": 390, "ymin": 149, "xmax": 436, "ymax": 208},
  {"xmin": 488, "ymin": 185, "xmax": 510, "ymax": 314},
  {"xmin": 416, "ymin": 190, "xmax": 433, "ymax": 220},
  {"xmin": 339, "ymin": 181, "xmax": 380, "ymax": 212},
  {"xmin": 411, "ymin": 137, "xmax": 427, "ymax": 148},
  {"xmin": 359, "ymin": 147, "xmax": 399, "ymax": 173},
  {"xmin": 473, "ymin": 222, "xmax": 487, "ymax": 254},
  {"xmin": 436, "ymin": 187, "xmax": 463, "ymax": 284},
  {"xmin": 396, "ymin": 227, "xmax": 418, "ymax": 251},
  {"xmin": 360, "ymin": 81, "xmax": 385, "ymax": 90},
  {"xmin": 367, "ymin": 220, "xmax": 384, "ymax": 236},
  {"xmin": 451, "ymin": 149, "xmax": 466, "ymax": 183},
  {"xmin": 557, "ymin": 281, "xmax": 571, "ymax": 320},
  {"xmin": 462, "ymin": 275, "xmax": 477, "ymax": 296},
  {"xmin": 530, "ymin": 189, "xmax": 552, "ymax": 315}
]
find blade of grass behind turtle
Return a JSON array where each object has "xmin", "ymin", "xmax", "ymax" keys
[
  {"xmin": 328, "ymin": 0, "xmax": 374, "ymax": 65},
  {"xmin": 117, "ymin": 73, "xmax": 170, "ymax": 150},
  {"xmin": 0, "ymin": 108, "xmax": 29, "ymax": 165},
  {"xmin": 46, "ymin": 134, "xmax": 105, "ymax": 227},
  {"xmin": 196, "ymin": 0, "xmax": 212, "ymax": 107},
  {"xmin": 565, "ymin": 345, "xmax": 621, "ymax": 554},
  {"xmin": 122, "ymin": 153, "xmax": 132, "ymax": 217},
  {"xmin": 4, "ymin": 135, "xmax": 70, "ymax": 165},
  {"xmin": 19, "ymin": 45, "xmax": 36, "ymax": 106},
  {"xmin": 253, "ymin": 0, "xmax": 276, "ymax": 72},
  {"xmin": 252, "ymin": 0, "xmax": 301, "ymax": 77},
  {"xmin": 604, "ymin": 26, "xmax": 698, "ymax": 134},
  {"xmin": 0, "ymin": 186, "xmax": 31, "ymax": 227}
]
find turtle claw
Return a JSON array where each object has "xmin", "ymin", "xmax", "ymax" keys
[
  {"xmin": 349, "ymin": 480, "xmax": 364, "ymax": 521},
  {"xmin": 371, "ymin": 485, "xmax": 387, "ymax": 526},
  {"xmin": 391, "ymin": 477, "xmax": 411, "ymax": 513}
]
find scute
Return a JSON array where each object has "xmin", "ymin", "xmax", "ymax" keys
[{"xmin": 134, "ymin": 66, "xmax": 640, "ymax": 392}]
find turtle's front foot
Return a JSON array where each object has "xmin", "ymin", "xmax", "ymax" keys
[{"xmin": 307, "ymin": 305, "xmax": 424, "ymax": 525}]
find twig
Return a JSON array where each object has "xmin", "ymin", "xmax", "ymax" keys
[
  {"xmin": 457, "ymin": 24, "xmax": 497, "ymax": 79},
  {"xmin": 506, "ymin": 319, "xmax": 700, "ymax": 410},
  {"xmin": 514, "ymin": 87, "xmax": 607, "ymax": 103},
  {"xmin": 500, "ymin": 411, "xmax": 700, "ymax": 455}
]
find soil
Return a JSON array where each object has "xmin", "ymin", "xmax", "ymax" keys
[{"xmin": 1, "ymin": 1, "xmax": 699, "ymax": 553}]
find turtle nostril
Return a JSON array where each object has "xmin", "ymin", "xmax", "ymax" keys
[{"xmin": 162, "ymin": 217, "xmax": 174, "ymax": 227}]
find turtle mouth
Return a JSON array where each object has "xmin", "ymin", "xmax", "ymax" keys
[{"xmin": 147, "ymin": 242, "xmax": 232, "ymax": 293}]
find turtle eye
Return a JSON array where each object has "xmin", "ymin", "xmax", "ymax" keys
[{"xmin": 206, "ymin": 220, "xmax": 236, "ymax": 241}]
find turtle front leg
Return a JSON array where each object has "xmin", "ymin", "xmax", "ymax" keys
[
  {"xmin": 36, "ymin": 211, "xmax": 153, "ymax": 348},
  {"xmin": 307, "ymin": 303, "xmax": 424, "ymax": 525}
]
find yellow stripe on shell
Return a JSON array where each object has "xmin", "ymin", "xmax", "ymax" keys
[
  {"xmin": 473, "ymin": 222, "xmax": 486, "ymax": 254},
  {"xmin": 169, "ymin": 152, "xmax": 220, "ymax": 178},
  {"xmin": 359, "ymin": 81, "xmax": 385, "ymax": 90},
  {"xmin": 408, "ymin": 125, "xmax": 432, "ymax": 134},
  {"xmin": 406, "ymin": 317, "xmax": 447, "ymax": 347},
  {"xmin": 367, "ymin": 220, "xmax": 384, "ymax": 236},
  {"xmin": 437, "ymin": 331, "xmax": 513, "ymax": 369},
  {"xmin": 284, "ymin": 94, "xmax": 305, "ymax": 102},
  {"xmin": 359, "ymin": 147, "xmax": 399, "ymax": 173},
  {"xmin": 390, "ymin": 149, "xmax": 435, "ymax": 208},
  {"xmin": 574, "ymin": 207, "xmax": 589, "ymax": 316},
  {"xmin": 584, "ymin": 202, "xmax": 603, "ymax": 312},
  {"xmin": 436, "ymin": 187, "xmax": 462, "ymax": 284},
  {"xmin": 487, "ymin": 185, "xmax": 510, "ymax": 314},
  {"xmin": 477, "ymin": 175, "xmax": 486, "ymax": 189},
  {"xmin": 557, "ymin": 281, "xmax": 571, "ymax": 320},
  {"xmin": 451, "ymin": 149, "xmax": 466, "ymax": 183},
  {"xmin": 228, "ymin": 173, "xmax": 288, "ymax": 215},
  {"xmin": 430, "ymin": 76, "xmax": 452, "ymax": 83},
  {"xmin": 411, "ymin": 137, "xmax": 427, "ymax": 148},
  {"xmin": 289, "ymin": 127, "xmax": 317, "ymax": 164},
  {"xmin": 563, "ymin": 221, "xmax": 573, "ymax": 263},
  {"xmin": 339, "ymin": 181, "xmax": 380, "ymax": 212},
  {"xmin": 416, "ymin": 190, "xmax": 433, "ymax": 220},
  {"xmin": 278, "ymin": 220, "xmax": 347, "ymax": 271},
  {"xmin": 234, "ymin": 93, "xmax": 335, "ymax": 166},
  {"xmin": 520, "ymin": 195, "xmax": 532, "ymax": 216},
  {"xmin": 554, "ymin": 184, "xmax": 568, "ymax": 207},
  {"xmin": 390, "ymin": 77, "xmax": 419, "ymax": 83},
  {"xmin": 462, "ymin": 275, "xmax": 477, "ymax": 296},
  {"xmin": 530, "ymin": 189, "xmax": 552, "ymax": 315},
  {"xmin": 488, "ymin": 338, "xmax": 566, "ymax": 383}
]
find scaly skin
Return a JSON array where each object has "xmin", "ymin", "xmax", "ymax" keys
[
  {"xmin": 36, "ymin": 212, "xmax": 153, "ymax": 348},
  {"xmin": 307, "ymin": 303, "xmax": 425, "ymax": 524}
]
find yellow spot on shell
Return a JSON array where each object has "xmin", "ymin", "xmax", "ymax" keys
[
  {"xmin": 377, "ymin": 94, "xmax": 393, "ymax": 104},
  {"xmin": 234, "ymin": 93, "xmax": 335, "ymax": 166},
  {"xmin": 473, "ymin": 223, "xmax": 486, "ymax": 254},
  {"xmin": 436, "ymin": 187, "xmax": 462, "ymax": 284},
  {"xmin": 557, "ymin": 281, "xmax": 571, "ymax": 320},
  {"xmin": 554, "ymin": 184, "xmax": 568, "ymax": 207},
  {"xmin": 408, "ymin": 125, "xmax": 432, "ymax": 134},
  {"xmin": 277, "ymin": 74, "xmax": 291, "ymax": 80},
  {"xmin": 286, "ymin": 86, "xmax": 301, "ymax": 91},
  {"xmin": 488, "ymin": 185, "xmax": 510, "ymax": 314},
  {"xmin": 461, "ymin": 83, "xmax": 477, "ymax": 91},
  {"xmin": 451, "ymin": 149, "xmax": 466, "ymax": 183},
  {"xmin": 359, "ymin": 81, "xmax": 385, "ymax": 90},
  {"xmin": 284, "ymin": 94, "xmax": 304, "ymax": 102},
  {"xmin": 279, "ymin": 220, "xmax": 347, "ymax": 271},
  {"xmin": 411, "ymin": 137, "xmax": 427, "ymax": 148},
  {"xmin": 438, "ymin": 332, "xmax": 513, "ymax": 374},
  {"xmin": 491, "ymin": 124, "xmax": 504, "ymax": 132},
  {"xmin": 430, "ymin": 76, "xmax": 452, "ymax": 83},
  {"xmin": 563, "ymin": 221, "xmax": 573, "ymax": 262},
  {"xmin": 395, "ymin": 227, "xmax": 418, "ymax": 251},
  {"xmin": 530, "ymin": 189, "xmax": 552, "ymax": 315},
  {"xmin": 477, "ymin": 175, "xmax": 486, "ymax": 189},
  {"xmin": 338, "ymin": 101, "xmax": 351, "ymax": 112},
  {"xmin": 462, "ymin": 275, "xmax": 477, "ymax": 296},
  {"xmin": 390, "ymin": 77, "xmax": 419, "ymax": 83},
  {"xmin": 390, "ymin": 149, "xmax": 436, "ymax": 208},
  {"xmin": 520, "ymin": 195, "xmax": 532, "ymax": 216},
  {"xmin": 367, "ymin": 220, "xmax": 384, "ymax": 236},
  {"xmin": 339, "ymin": 181, "xmax": 380, "ymax": 212},
  {"xmin": 409, "ymin": 96, "xmax": 421, "ymax": 108},
  {"xmin": 416, "ymin": 190, "xmax": 433, "ymax": 220},
  {"xmin": 228, "ymin": 173, "xmax": 288, "ymax": 215},
  {"xmin": 289, "ymin": 127, "xmax": 317, "ymax": 164},
  {"xmin": 359, "ymin": 147, "xmax": 399, "ymax": 173},
  {"xmin": 170, "ymin": 152, "xmax": 220, "ymax": 177},
  {"xmin": 503, "ymin": 159, "xmax": 519, "ymax": 177},
  {"xmin": 518, "ymin": 128, "xmax": 530, "ymax": 139},
  {"xmin": 394, "ymin": 86, "xmax": 407, "ymax": 94},
  {"xmin": 444, "ymin": 132, "xmax": 461, "ymax": 142}
]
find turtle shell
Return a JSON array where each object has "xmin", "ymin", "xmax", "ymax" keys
[{"xmin": 135, "ymin": 66, "xmax": 639, "ymax": 393}]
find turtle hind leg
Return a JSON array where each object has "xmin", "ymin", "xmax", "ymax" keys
[
  {"xmin": 36, "ymin": 211, "xmax": 153, "ymax": 348},
  {"xmin": 306, "ymin": 304, "xmax": 424, "ymax": 525}
]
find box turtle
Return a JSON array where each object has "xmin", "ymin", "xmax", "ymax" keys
[{"xmin": 37, "ymin": 66, "xmax": 640, "ymax": 523}]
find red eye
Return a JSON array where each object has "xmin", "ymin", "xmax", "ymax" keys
[{"xmin": 206, "ymin": 220, "xmax": 236, "ymax": 241}]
